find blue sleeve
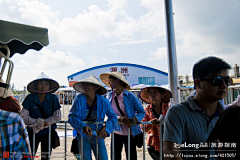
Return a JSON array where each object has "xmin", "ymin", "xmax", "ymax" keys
[
  {"xmin": 132, "ymin": 94, "xmax": 146, "ymax": 121},
  {"xmin": 163, "ymin": 106, "xmax": 183, "ymax": 144},
  {"xmin": 104, "ymin": 98, "xmax": 117, "ymax": 136},
  {"xmin": 52, "ymin": 94, "xmax": 61, "ymax": 112},
  {"xmin": 68, "ymin": 95, "xmax": 87, "ymax": 133}
]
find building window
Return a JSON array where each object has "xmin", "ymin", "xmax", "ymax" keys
[{"xmin": 138, "ymin": 77, "xmax": 155, "ymax": 85}]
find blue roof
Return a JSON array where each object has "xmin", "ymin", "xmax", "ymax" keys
[{"xmin": 68, "ymin": 63, "xmax": 168, "ymax": 79}]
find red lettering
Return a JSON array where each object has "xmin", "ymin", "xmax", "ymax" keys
[
  {"xmin": 121, "ymin": 67, "xmax": 128, "ymax": 73},
  {"xmin": 110, "ymin": 67, "xmax": 117, "ymax": 72}
]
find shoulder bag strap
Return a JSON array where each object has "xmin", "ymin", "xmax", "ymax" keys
[
  {"xmin": 35, "ymin": 103, "xmax": 47, "ymax": 119},
  {"xmin": 114, "ymin": 96, "xmax": 126, "ymax": 117},
  {"xmin": 84, "ymin": 95, "xmax": 97, "ymax": 121}
]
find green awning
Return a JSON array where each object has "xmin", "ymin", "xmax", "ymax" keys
[{"xmin": 0, "ymin": 20, "xmax": 49, "ymax": 57}]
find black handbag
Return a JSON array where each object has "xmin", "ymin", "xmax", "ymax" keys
[
  {"xmin": 50, "ymin": 125, "xmax": 60, "ymax": 149},
  {"xmin": 133, "ymin": 132, "xmax": 144, "ymax": 148},
  {"xmin": 35, "ymin": 103, "xmax": 60, "ymax": 149},
  {"xmin": 71, "ymin": 134, "xmax": 79, "ymax": 154},
  {"xmin": 114, "ymin": 96, "xmax": 144, "ymax": 148}
]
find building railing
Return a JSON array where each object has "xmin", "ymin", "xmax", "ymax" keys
[
  {"xmin": 179, "ymin": 85, "xmax": 240, "ymax": 104},
  {"xmin": 56, "ymin": 85, "xmax": 240, "ymax": 106},
  {"xmin": 29, "ymin": 121, "xmax": 164, "ymax": 160}
]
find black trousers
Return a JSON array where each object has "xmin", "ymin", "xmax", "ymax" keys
[
  {"xmin": 111, "ymin": 133, "xmax": 137, "ymax": 160},
  {"xmin": 28, "ymin": 133, "xmax": 52, "ymax": 160},
  {"xmin": 148, "ymin": 146, "xmax": 160, "ymax": 160}
]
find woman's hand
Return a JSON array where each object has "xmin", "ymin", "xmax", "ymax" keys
[
  {"xmin": 97, "ymin": 125, "xmax": 107, "ymax": 139},
  {"xmin": 119, "ymin": 116, "xmax": 138, "ymax": 128},
  {"xmin": 83, "ymin": 126, "xmax": 93, "ymax": 136},
  {"xmin": 150, "ymin": 118, "xmax": 160, "ymax": 125},
  {"xmin": 44, "ymin": 121, "xmax": 49, "ymax": 127}
]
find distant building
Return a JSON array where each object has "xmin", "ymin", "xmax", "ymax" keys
[{"xmin": 67, "ymin": 63, "xmax": 168, "ymax": 88}]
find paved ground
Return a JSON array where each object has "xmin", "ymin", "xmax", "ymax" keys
[{"xmin": 33, "ymin": 104, "xmax": 152, "ymax": 160}]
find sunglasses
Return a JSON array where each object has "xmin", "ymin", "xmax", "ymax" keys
[{"xmin": 199, "ymin": 76, "xmax": 232, "ymax": 86}]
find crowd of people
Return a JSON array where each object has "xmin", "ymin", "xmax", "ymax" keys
[{"xmin": 0, "ymin": 55, "xmax": 239, "ymax": 160}]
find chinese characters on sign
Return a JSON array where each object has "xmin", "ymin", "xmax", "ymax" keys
[
  {"xmin": 110, "ymin": 67, "xmax": 129, "ymax": 77},
  {"xmin": 110, "ymin": 67, "xmax": 117, "ymax": 72}
]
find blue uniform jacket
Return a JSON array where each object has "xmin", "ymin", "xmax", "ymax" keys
[
  {"xmin": 107, "ymin": 90, "xmax": 146, "ymax": 136},
  {"xmin": 22, "ymin": 93, "xmax": 61, "ymax": 136},
  {"xmin": 68, "ymin": 93, "xmax": 117, "ymax": 138}
]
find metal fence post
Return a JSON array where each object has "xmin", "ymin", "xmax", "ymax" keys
[
  {"xmin": 23, "ymin": 86, "xmax": 26, "ymax": 100},
  {"xmin": 33, "ymin": 132, "xmax": 35, "ymax": 159},
  {"xmin": 65, "ymin": 122, "xmax": 67, "ymax": 160},
  {"xmin": 111, "ymin": 132, "xmax": 115, "ymax": 160},
  {"xmin": 128, "ymin": 127, "xmax": 130, "ymax": 160},
  {"xmin": 164, "ymin": 0, "xmax": 179, "ymax": 104},
  {"xmin": 49, "ymin": 126, "xmax": 51, "ymax": 160},
  {"xmin": 231, "ymin": 88, "xmax": 235, "ymax": 103},
  {"xmin": 143, "ymin": 124, "xmax": 146, "ymax": 160},
  {"xmin": 63, "ymin": 94, "xmax": 65, "ymax": 119},
  {"xmin": 96, "ymin": 124, "xmax": 99, "ymax": 160},
  {"xmin": 160, "ymin": 124, "xmax": 163, "ymax": 160},
  {"xmin": 81, "ymin": 130, "xmax": 83, "ymax": 160}
]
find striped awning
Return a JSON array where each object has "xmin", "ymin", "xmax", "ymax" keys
[{"xmin": 0, "ymin": 20, "xmax": 49, "ymax": 57}]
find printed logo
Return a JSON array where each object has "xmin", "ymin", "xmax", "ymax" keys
[{"xmin": 3, "ymin": 151, "xmax": 9, "ymax": 158}]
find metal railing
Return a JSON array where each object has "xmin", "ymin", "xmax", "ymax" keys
[
  {"xmin": 29, "ymin": 121, "xmax": 164, "ymax": 160},
  {"xmin": 179, "ymin": 85, "xmax": 240, "ymax": 104}
]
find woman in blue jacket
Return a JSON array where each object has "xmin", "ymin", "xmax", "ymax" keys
[
  {"xmin": 68, "ymin": 75, "xmax": 117, "ymax": 160},
  {"xmin": 100, "ymin": 71, "xmax": 146, "ymax": 160}
]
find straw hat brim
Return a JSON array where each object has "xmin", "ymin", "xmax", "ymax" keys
[
  {"xmin": 73, "ymin": 80, "xmax": 107, "ymax": 95},
  {"xmin": 139, "ymin": 86, "xmax": 172, "ymax": 104},
  {"xmin": 27, "ymin": 78, "xmax": 59, "ymax": 94},
  {"xmin": 100, "ymin": 72, "xmax": 130, "ymax": 91}
]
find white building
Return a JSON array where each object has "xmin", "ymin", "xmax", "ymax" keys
[{"xmin": 67, "ymin": 63, "xmax": 168, "ymax": 88}]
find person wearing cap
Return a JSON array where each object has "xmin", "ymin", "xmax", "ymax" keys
[
  {"xmin": 68, "ymin": 75, "xmax": 117, "ymax": 160},
  {"xmin": 20, "ymin": 72, "xmax": 61, "ymax": 160},
  {"xmin": 0, "ymin": 79, "xmax": 22, "ymax": 114},
  {"xmin": 100, "ymin": 71, "xmax": 146, "ymax": 160},
  {"xmin": 163, "ymin": 56, "xmax": 231, "ymax": 160},
  {"xmin": 139, "ymin": 86, "xmax": 172, "ymax": 160},
  {"xmin": 0, "ymin": 45, "xmax": 31, "ymax": 159}
]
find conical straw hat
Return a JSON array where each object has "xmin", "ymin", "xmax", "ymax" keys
[
  {"xmin": 139, "ymin": 86, "xmax": 172, "ymax": 103},
  {"xmin": 27, "ymin": 72, "xmax": 59, "ymax": 94},
  {"xmin": 0, "ymin": 78, "xmax": 13, "ymax": 97},
  {"xmin": 100, "ymin": 71, "xmax": 130, "ymax": 90},
  {"xmin": 73, "ymin": 75, "xmax": 107, "ymax": 95}
]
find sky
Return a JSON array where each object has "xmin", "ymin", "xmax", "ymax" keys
[{"xmin": 0, "ymin": 0, "xmax": 239, "ymax": 90}]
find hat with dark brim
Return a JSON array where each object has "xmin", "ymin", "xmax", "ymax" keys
[
  {"xmin": 0, "ymin": 78, "xmax": 13, "ymax": 97},
  {"xmin": 139, "ymin": 86, "xmax": 172, "ymax": 103},
  {"xmin": 100, "ymin": 71, "xmax": 130, "ymax": 91},
  {"xmin": 73, "ymin": 75, "xmax": 107, "ymax": 95},
  {"xmin": 27, "ymin": 72, "xmax": 59, "ymax": 94}
]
